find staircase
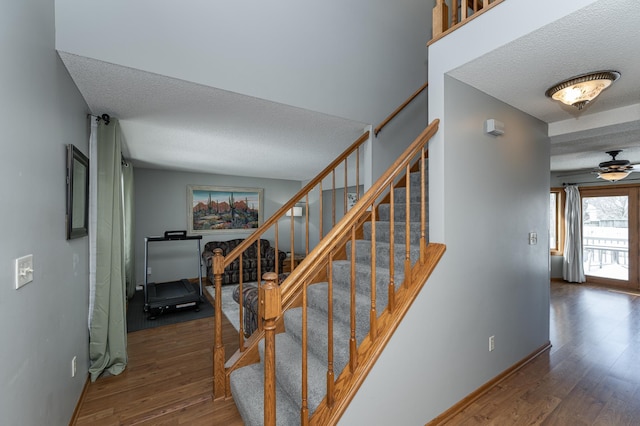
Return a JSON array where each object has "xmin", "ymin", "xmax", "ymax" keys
[
  {"xmin": 230, "ymin": 163, "xmax": 429, "ymax": 424},
  {"xmin": 208, "ymin": 119, "xmax": 444, "ymax": 425}
]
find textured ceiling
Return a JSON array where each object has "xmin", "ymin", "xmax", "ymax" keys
[
  {"xmin": 448, "ymin": 0, "xmax": 640, "ymax": 172},
  {"xmin": 59, "ymin": 52, "xmax": 367, "ymax": 181}
]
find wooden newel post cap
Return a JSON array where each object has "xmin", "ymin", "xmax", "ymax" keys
[
  {"xmin": 260, "ymin": 272, "xmax": 282, "ymax": 321},
  {"xmin": 212, "ymin": 248, "xmax": 225, "ymax": 275}
]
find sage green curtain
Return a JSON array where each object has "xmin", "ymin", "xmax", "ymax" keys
[
  {"xmin": 89, "ymin": 119, "xmax": 127, "ymax": 381},
  {"xmin": 122, "ymin": 160, "xmax": 136, "ymax": 298}
]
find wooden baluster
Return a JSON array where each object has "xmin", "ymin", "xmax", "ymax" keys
[
  {"xmin": 405, "ymin": 165, "xmax": 412, "ymax": 287},
  {"xmin": 274, "ymin": 222, "xmax": 280, "ymax": 275},
  {"xmin": 388, "ymin": 183, "xmax": 395, "ymax": 313},
  {"xmin": 452, "ymin": 0, "xmax": 459, "ymax": 25},
  {"xmin": 349, "ymin": 225, "xmax": 357, "ymax": 372},
  {"xmin": 420, "ymin": 149, "xmax": 427, "ymax": 264},
  {"xmin": 290, "ymin": 208, "xmax": 295, "ymax": 270},
  {"xmin": 260, "ymin": 272, "xmax": 282, "ymax": 426},
  {"xmin": 212, "ymin": 249, "xmax": 226, "ymax": 400},
  {"xmin": 257, "ymin": 240, "xmax": 264, "ymax": 333},
  {"xmin": 305, "ymin": 194, "xmax": 310, "ymax": 256},
  {"xmin": 356, "ymin": 147, "xmax": 360, "ymax": 201},
  {"xmin": 239, "ymin": 254, "xmax": 245, "ymax": 348},
  {"xmin": 433, "ymin": 0, "xmax": 449, "ymax": 38},
  {"xmin": 301, "ymin": 277, "xmax": 309, "ymax": 425},
  {"xmin": 344, "ymin": 158, "xmax": 348, "ymax": 215},
  {"xmin": 461, "ymin": 0, "xmax": 469, "ymax": 20},
  {"xmin": 332, "ymin": 170, "xmax": 336, "ymax": 227},
  {"xmin": 318, "ymin": 181, "xmax": 323, "ymax": 240},
  {"xmin": 370, "ymin": 203, "xmax": 377, "ymax": 341},
  {"xmin": 327, "ymin": 253, "xmax": 335, "ymax": 407}
]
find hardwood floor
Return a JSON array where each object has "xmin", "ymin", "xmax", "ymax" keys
[
  {"xmin": 74, "ymin": 281, "xmax": 640, "ymax": 425},
  {"xmin": 73, "ymin": 285, "xmax": 243, "ymax": 426},
  {"xmin": 442, "ymin": 281, "xmax": 640, "ymax": 425}
]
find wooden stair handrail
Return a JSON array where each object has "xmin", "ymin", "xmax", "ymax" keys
[
  {"xmin": 211, "ymin": 129, "xmax": 370, "ymax": 399},
  {"xmin": 280, "ymin": 119, "xmax": 440, "ymax": 304},
  {"xmin": 220, "ymin": 118, "xmax": 443, "ymax": 424},
  {"xmin": 221, "ymin": 130, "xmax": 370, "ymax": 270},
  {"xmin": 374, "ymin": 82, "xmax": 428, "ymax": 137}
]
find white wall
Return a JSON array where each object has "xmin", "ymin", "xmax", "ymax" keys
[
  {"xmin": 0, "ymin": 1, "xmax": 90, "ymax": 424},
  {"xmin": 134, "ymin": 168, "xmax": 303, "ymax": 284}
]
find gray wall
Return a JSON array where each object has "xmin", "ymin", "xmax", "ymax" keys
[
  {"xmin": 134, "ymin": 168, "xmax": 302, "ymax": 284},
  {"xmin": 55, "ymin": 0, "xmax": 432, "ymax": 127},
  {"xmin": 0, "ymin": 1, "xmax": 90, "ymax": 424},
  {"xmin": 341, "ymin": 77, "xmax": 550, "ymax": 424}
]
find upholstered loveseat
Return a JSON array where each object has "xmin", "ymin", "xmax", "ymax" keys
[
  {"xmin": 232, "ymin": 273, "xmax": 289, "ymax": 336},
  {"xmin": 202, "ymin": 238, "xmax": 286, "ymax": 286}
]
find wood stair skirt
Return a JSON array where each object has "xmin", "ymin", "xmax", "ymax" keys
[{"xmin": 228, "ymin": 159, "xmax": 443, "ymax": 425}]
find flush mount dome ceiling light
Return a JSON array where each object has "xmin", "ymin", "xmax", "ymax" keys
[{"xmin": 545, "ymin": 70, "xmax": 620, "ymax": 110}]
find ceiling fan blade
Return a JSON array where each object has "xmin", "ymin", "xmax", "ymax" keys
[{"xmin": 555, "ymin": 169, "xmax": 597, "ymax": 178}]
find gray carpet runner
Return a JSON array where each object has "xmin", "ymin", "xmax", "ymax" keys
[{"xmin": 230, "ymin": 163, "xmax": 427, "ymax": 425}]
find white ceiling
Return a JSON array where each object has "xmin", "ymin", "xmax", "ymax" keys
[
  {"xmin": 59, "ymin": 52, "xmax": 367, "ymax": 181},
  {"xmin": 59, "ymin": 0, "xmax": 640, "ymax": 180},
  {"xmin": 448, "ymin": 0, "xmax": 640, "ymax": 172}
]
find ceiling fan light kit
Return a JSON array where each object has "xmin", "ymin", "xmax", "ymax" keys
[
  {"xmin": 597, "ymin": 170, "xmax": 631, "ymax": 182},
  {"xmin": 545, "ymin": 70, "xmax": 621, "ymax": 110},
  {"xmin": 595, "ymin": 150, "xmax": 638, "ymax": 182}
]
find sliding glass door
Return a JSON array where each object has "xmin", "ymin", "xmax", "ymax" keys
[{"xmin": 581, "ymin": 187, "xmax": 639, "ymax": 289}]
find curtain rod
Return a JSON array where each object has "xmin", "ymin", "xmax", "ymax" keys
[{"xmin": 88, "ymin": 113, "xmax": 111, "ymax": 125}]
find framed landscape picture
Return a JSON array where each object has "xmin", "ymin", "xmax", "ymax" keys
[{"xmin": 187, "ymin": 185, "xmax": 263, "ymax": 234}]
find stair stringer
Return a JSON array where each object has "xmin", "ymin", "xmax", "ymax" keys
[{"xmin": 309, "ymin": 242, "xmax": 445, "ymax": 425}]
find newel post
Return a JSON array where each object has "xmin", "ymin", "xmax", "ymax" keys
[
  {"xmin": 261, "ymin": 272, "xmax": 282, "ymax": 426},
  {"xmin": 433, "ymin": 0, "xmax": 449, "ymax": 38},
  {"xmin": 213, "ymin": 249, "xmax": 226, "ymax": 400}
]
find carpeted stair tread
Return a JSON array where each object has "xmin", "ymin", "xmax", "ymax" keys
[
  {"xmin": 392, "ymin": 181, "xmax": 425, "ymax": 203},
  {"xmin": 230, "ymin": 161, "xmax": 428, "ymax": 425},
  {"xmin": 229, "ymin": 363, "xmax": 300, "ymax": 426},
  {"xmin": 363, "ymin": 220, "xmax": 424, "ymax": 245},
  {"xmin": 345, "ymin": 239, "xmax": 420, "ymax": 270},
  {"xmin": 258, "ymin": 333, "xmax": 328, "ymax": 416},
  {"xmin": 283, "ymin": 305, "xmax": 352, "ymax": 379},
  {"xmin": 377, "ymin": 202, "xmax": 426, "ymax": 222},
  {"xmin": 306, "ymin": 282, "xmax": 372, "ymax": 343},
  {"xmin": 331, "ymin": 260, "xmax": 405, "ymax": 297}
]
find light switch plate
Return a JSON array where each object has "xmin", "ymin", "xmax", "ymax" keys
[{"xmin": 15, "ymin": 254, "xmax": 34, "ymax": 289}]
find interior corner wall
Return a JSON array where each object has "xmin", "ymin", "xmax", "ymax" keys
[
  {"xmin": 0, "ymin": 1, "xmax": 90, "ymax": 424},
  {"xmin": 371, "ymin": 89, "xmax": 429, "ymax": 180},
  {"xmin": 340, "ymin": 77, "xmax": 550, "ymax": 424},
  {"xmin": 134, "ymin": 168, "xmax": 302, "ymax": 285}
]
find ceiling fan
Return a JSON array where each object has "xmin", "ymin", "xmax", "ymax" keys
[{"xmin": 594, "ymin": 150, "xmax": 640, "ymax": 182}]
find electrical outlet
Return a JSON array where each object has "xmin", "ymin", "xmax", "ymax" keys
[
  {"xmin": 147, "ymin": 267, "xmax": 152, "ymax": 275},
  {"xmin": 489, "ymin": 335, "xmax": 495, "ymax": 352},
  {"xmin": 528, "ymin": 232, "xmax": 538, "ymax": 245},
  {"xmin": 71, "ymin": 356, "xmax": 77, "ymax": 377}
]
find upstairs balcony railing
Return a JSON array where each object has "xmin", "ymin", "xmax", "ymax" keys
[{"xmin": 430, "ymin": 0, "xmax": 504, "ymax": 44}]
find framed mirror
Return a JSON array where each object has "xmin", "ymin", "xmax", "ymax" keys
[{"xmin": 66, "ymin": 144, "xmax": 89, "ymax": 239}]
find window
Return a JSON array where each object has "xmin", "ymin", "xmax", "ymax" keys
[{"xmin": 550, "ymin": 189, "xmax": 564, "ymax": 256}]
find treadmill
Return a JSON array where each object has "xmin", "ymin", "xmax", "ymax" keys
[{"xmin": 143, "ymin": 230, "xmax": 203, "ymax": 320}]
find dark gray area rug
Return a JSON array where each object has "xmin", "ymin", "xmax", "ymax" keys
[{"xmin": 126, "ymin": 289, "xmax": 214, "ymax": 333}]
